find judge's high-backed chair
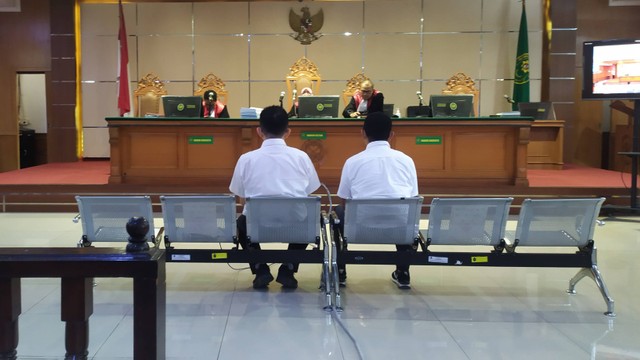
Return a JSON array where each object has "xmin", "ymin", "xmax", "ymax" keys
[
  {"xmin": 442, "ymin": 72, "xmax": 480, "ymax": 117},
  {"xmin": 133, "ymin": 73, "xmax": 167, "ymax": 117},
  {"xmin": 285, "ymin": 57, "xmax": 322, "ymax": 110},
  {"xmin": 342, "ymin": 72, "xmax": 371, "ymax": 108},
  {"xmin": 194, "ymin": 72, "xmax": 228, "ymax": 106}
]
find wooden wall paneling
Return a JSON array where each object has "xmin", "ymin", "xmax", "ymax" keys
[
  {"xmin": 49, "ymin": 0, "xmax": 77, "ymax": 163},
  {"xmin": 0, "ymin": 0, "xmax": 51, "ymax": 172}
]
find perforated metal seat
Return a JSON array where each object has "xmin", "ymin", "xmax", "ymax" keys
[
  {"xmin": 160, "ymin": 195, "xmax": 236, "ymax": 245},
  {"xmin": 75, "ymin": 195, "xmax": 155, "ymax": 247},
  {"xmin": 245, "ymin": 196, "xmax": 322, "ymax": 245},
  {"xmin": 342, "ymin": 197, "xmax": 424, "ymax": 246},
  {"xmin": 426, "ymin": 197, "xmax": 513, "ymax": 249}
]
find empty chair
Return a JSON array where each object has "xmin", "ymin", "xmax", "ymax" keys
[
  {"xmin": 160, "ymin": 195, "xmax": 236, "ymax": 246},
  {"xmin": 75, "ymin": 195, "xmax": 155, "ymax": 247},
  {"xmin": 506, "ymin": 197, "xmax": 614, "ymax": 316},
  {"xmin": 506, "ymin": 198, "xmax": 604, "ymax": 250},
  {"xmin": 133, "ymin": 73, "xmax": 167, "ymax": 117},
  {"xmin": 426, "ymin": 197, "xmax": 513, "ymax": 250}
]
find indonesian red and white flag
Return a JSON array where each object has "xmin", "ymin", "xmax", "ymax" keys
[{"xmin": 117, "ymin": 0, "xmax": 132, "ymax": 117}]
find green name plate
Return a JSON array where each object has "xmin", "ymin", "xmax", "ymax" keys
[
  {"xmin": 416, "ymin": 136, "xmax": 442, "ymax": 145},
  {"xmin": 188, "ymin": 136, "xmax": 214, "ymax": 144},
  {"xmin": 301, "ymin": 131, "xmax": 326, "ymax": 140}
]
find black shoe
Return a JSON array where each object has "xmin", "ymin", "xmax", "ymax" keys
[
  {"xmin": 253, "ymin": 268, "xmax": 274, "ymax": 289},
  {"xmin": 338, "ymin": 269, "xmax": 347, "ymax": 287},
  {"xmin": 391, "ymin": 270, "xmax": 411, "ymax": 289},
  {"xmin": 276, "ymin": 265, "xmax": 298, "ymax": 289}
]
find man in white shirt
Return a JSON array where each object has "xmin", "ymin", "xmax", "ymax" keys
[
  {"xmin": 230, "ymin": 105, "xmax": 321, "ymax": 289},
  {"xmin": 336, "ymin": 112, "xmax": 419, "ymax": 289}
]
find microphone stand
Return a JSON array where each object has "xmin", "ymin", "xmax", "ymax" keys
[
  {"xmin": 292, "ymin": 91, "xmax": 297, "ymax": 117},
  {"xmin": 279, "ymin": 97, "xmax": 283, "ymax": 108}
]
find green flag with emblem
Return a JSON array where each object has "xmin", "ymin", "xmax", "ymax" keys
[{"xmin": 512, "ymin": 1, "xmax": 530, "ymax": 110}]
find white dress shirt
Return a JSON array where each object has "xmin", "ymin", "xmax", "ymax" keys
[
  {"xmin": 229, "ymin": 138, "xmax": 321, "ymax": 201},
  {"xmin": 337, "ymin": 141, "xmax": 418, "ymax": 199}
]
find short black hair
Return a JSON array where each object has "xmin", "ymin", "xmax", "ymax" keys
[
  {"xmin": 259, "ymin": 105, "xmax": 289, "ymax": 137},
  {"xmin": 203, "ymin": 90, "xmax": 217, "ymax": 101},
  {"xmin": 363, "ymin": 112, "xmax": 392, "ymax": 141}
]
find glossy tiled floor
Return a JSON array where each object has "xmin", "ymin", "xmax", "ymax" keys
[{"xmin": 2, "ymin": 212, "xmax": 640, "ymax": 360}]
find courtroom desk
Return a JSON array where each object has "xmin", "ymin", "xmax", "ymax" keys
[
  {"xmin": 528, "ymin": 120, "xmax": 564, "ymax": 170},
  {"xmin": 0, "ymin": 247, "xmax": 166, "ymax": 360},
  {"xmin": 106, "ymin": 117, "xmax": 532, "ymax": 189}
]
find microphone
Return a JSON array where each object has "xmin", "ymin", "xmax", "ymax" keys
[
  {"xmin": 279, "ymin": 91, "xmax": 285, "ymax": 102},
  {"xmin": 292, "ymin": 89, "xmax": 297, "ymax": 102},
  {"xmin": 416, "ymin": 90, "xmax": 424, "ymax": 106},
  {"xmin": 208, "ymin": 93, "xmax": 214, "ymax": 101},
  {"xmin": 504, "ymin": 94, "xmax": 516, "ymax": 104}
]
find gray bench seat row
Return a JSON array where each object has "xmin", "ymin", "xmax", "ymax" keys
[{"xmin": 74, "ymin": 195, "xmax": 613, "ymax": 316}]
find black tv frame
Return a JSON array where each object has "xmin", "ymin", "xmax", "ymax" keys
[{"xmin": 582, "ymin": 39, "xmax": 640, "ymax": 101}]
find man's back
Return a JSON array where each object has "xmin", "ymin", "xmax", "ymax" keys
[
  {"xmin": 337, "ymin": 141, "xmax": 418, "ymax": 199},
  {"xmin": 230, "ymin": 138, "xmax": 320, "ymax": 199}
]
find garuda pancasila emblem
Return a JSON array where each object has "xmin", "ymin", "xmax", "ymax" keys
[{"xmin": 289, "ymin": 7, "xmax": 323, "ymax": 45}]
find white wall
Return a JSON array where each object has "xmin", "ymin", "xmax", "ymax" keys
[{"xmin": 17, "ymin": 73, "xmax": 47, "ymax": 134}]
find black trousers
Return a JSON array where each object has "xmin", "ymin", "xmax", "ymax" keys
[
  {"xmin": 333, "ymin": 205, "xmax": 413, "ymax": 273},
  {"xmin": 236, "ymin": 214, "xmax": 308, "ymax": 274}
]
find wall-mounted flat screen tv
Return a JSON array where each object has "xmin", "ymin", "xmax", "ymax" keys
[{"xmin": 582, "ymin": 39, "xmax": 640, "ymax": 100}]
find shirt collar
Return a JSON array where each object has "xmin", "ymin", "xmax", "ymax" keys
[
  {"xmin": 261, "ymin": 138, "xmax": 286, "ymax": 147},
  {"xmin": 366, "ymin": 140, "xmax": 390, "ymax": 149}
]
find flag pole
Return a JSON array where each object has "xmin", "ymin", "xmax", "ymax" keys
[{"xmin": 117, "ymin": 0, "xmax": 133, "ymax": 117}]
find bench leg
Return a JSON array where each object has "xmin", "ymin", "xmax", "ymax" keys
[
  {"xmin": 568, "ymin": 266, "xmax": 615, "ymax": 317},
  {"xmin": 331, "ymin": 241, "xmax": 342, "ymax": 312},
  {"xmin": 61, "ymin": 277, "xmax": 93, "ymax": 360},
  {"xmin": 0, "ymin": 278, "xmax": 20, "ymax": 360},
  {"xmin": 322, "ymin": 242, "xmax": 332, "ymax": 311}
]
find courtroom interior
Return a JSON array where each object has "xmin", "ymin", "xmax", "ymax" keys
[{"xmin": 1, "ymin": 0, "xmax": 640, "ymax": 359}]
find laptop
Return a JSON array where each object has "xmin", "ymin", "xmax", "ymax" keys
[
  {"xmin": 518, "ymin": 102, "xmax": 556, "ymax": 120},
  {"xmin": 383, "ymin": 104, "xmax": 394, "ymax": 117},
  {"xmin": 297, "ymin": 95, "xmax": 340, "ymax": 118},
  {"xmin": 429, "ymin": 94, "xmax": 474, "ymax": 117},
  {"xmin": 162, "ymin": 96, "xmax": 202, "ymax": 118}
]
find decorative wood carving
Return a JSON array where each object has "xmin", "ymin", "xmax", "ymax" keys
[
  {"xmin": 133, "ymin": 73, "xmax": 167, "ymax": 117},
  {"xmin": 194, "ymin": 72, "xmax": 228, "ymax": 105},
  {"xmin": 285, "ymin": 57, "xmax": 322, "ymax": 109},
  {"xmin": 442, "ymin": 72, "xmax": 479, "ymax": 116},
  {"xmin": 342, "ymin": 72, "xmax": 371, "ymax": 106}
]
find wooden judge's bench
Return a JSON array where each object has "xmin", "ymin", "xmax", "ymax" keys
[{"xmin": 106, "ymin": 117, "xmax": 539, "ymax": 190}]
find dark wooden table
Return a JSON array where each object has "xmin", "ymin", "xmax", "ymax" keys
[{"xmin": 0, "ymin": 247, "xmax": 166, "ymax": 360}]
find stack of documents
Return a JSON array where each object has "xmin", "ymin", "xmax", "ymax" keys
[
  {"xmin": 240, "ymin": 107, "xmax": 263, "ymax": 119},
  {"xmin": 495, "ymin": 111, "xmax": 521, "ymax": 117}
]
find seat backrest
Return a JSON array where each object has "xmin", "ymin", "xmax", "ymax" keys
[
  {"xmin": 245, "ymin": 196, "xmax": 321, "ymax": 244},
  {"xmin": 442, "ymin": 72, "xmax": 479, "ymax": 117},
  {"xmin": 343, "ymin": 197, "xmax": 423, "ymax": 245},
  {"xmin": 194, "ymin": 72, "xmax": 228, "ymax": 105},
  {"xmin": 285, "ymin": 57, "xmax": 322, "ymax": 110},
  {"xmin": 426, "ymin": 197, "xmax": 512, "ymax": 246},
  {"xmin": 160, "ymin": 195, "xmax": 236, "ymax": 244},
  {"xmin": 133, "ymin": 73, "xmax": 167, "ymax": 117},
  {"xmin": 75, "ymin": 195, "xmax": 155, "ymax": 244},
  {"xmin": 512, "ymin": 198, "xmax": 605, "ymax": 247},
  {"xmin": 342, "ymin": 72, "xmax": 371, "ymax": 108}
]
